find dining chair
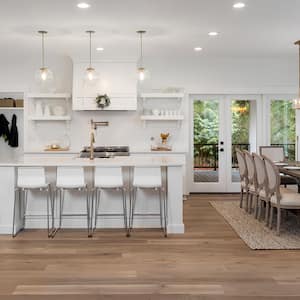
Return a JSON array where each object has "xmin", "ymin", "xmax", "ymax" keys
[
  {"xmin": 236, "ymin": 149, "xmax": 248, "ymax": 210},
  {"xmin": 253, "ymin": 153, "xmax": 269, "ymax": 222},
  {"xmin": 263, "ymin": 155, "xmax": 300, "ymax": 235},
  {"xmin": 260, "ymin": 145, "xmax": 298, "ymax": 188},
  {"xmin": 243, "ymin": 150, "xmax": 258, "ymax": 214},
  {"xmin": 259, "ymin": 146, "xmax": 285, "ymax": 162}
]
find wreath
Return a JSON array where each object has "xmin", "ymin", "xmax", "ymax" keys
[{"xmin": 95, "ymin": 94, "xmax": 111, "ymax": 109}]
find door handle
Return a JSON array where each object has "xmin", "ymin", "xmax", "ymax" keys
[{"xmin": 220, "ymin": 148, "xmax": 224, "ymax": 152}]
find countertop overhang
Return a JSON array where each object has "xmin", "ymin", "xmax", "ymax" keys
[{"xmin": 0, "ymin": 155, "xmax": 185, "ymax": 167}]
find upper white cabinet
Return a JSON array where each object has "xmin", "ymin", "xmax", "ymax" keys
[{"xmin": 72, "ymin": 61, "xmax": 137, "ymax": 111}]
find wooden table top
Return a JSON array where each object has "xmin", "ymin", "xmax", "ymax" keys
[{"xmin": 278, "ymin": 161, "xmax": 300, "ymax": 178}]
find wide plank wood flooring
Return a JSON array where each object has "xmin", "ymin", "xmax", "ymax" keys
[{"xmin": 1, "ymin": 194, "xmax": 300, "ymax": 299}]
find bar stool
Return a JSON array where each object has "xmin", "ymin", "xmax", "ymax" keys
[
  {"xmin": 93, "ymin": 167, "xmax": 128, "ymax": 236},
  {"xmin": 53, "ymin": 167, "xmax": 91, "ymax": 237},
  {"xmin": 129, "ymin": 167, "xmax": 167, "ymax": 237},
  {"xmin": 12, "ymin": 167, "xmax": 53, "ymax": 237}
]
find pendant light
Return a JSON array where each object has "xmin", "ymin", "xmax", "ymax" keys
[
  {"xmin": 85, "ymin": 30, "xmax": 98, "ymax": 82},
  {"xmin": 35, "ymin": 31, "xmax": 54, "ymax": 83},
  {"xmin": 294, "ymin": 40, "xmax": 300, "ymax": 109},
  {"xmin": 137, "ymin": 30, "xmax": 148, "ymax": 81}
]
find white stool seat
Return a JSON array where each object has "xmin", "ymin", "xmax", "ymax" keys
[
  {"xmin": 54, "ymin": 166, "xmax": 90, "ymax": 237},
  {"xmin": 56, "ymin": 167, "xmax": 86, "ymax": 189},
  {"xmin": 94, "ymin": 167, "xmax": 123, "ymax": 188},
  {"xmin": 130, "ymin": 167, "xmax": 167, "ymax": 237},
  {"xmin": 93, "ymin": 167, "xmax": 128, "ymax": 236},
  {"xmin": 133, "ymin": 167, "xmax": 162, "ymax": 188},
  {"xmin": 13, "ymin": 167, "xmax": 52, "ymax": 238},
  {"xmin": 17, "ymin": 167, "xmax": 48, "ymax": 189}
]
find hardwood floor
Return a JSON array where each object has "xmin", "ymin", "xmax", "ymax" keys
[{"xmin": 1, "ymin": 194, "xmax": 300, "ymax": 299}]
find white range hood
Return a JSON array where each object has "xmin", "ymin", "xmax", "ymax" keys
[{"xmin": 72, "ymin": 61, "xmax": 137, "ymax": 111}]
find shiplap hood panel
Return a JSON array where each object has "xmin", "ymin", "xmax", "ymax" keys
[{"xmin": 72, "ymin": 61, "xmax": 137, "ymax": 110}]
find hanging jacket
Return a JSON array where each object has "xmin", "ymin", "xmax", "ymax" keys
[
  {"xmin": 9, "ymin": 114, "xmax": 18, "ymax": 148},
  {"xmin": 0, "ymin": 114, "xmax": 10, "ymax": 142}
]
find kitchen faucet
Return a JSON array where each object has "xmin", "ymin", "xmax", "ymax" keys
[{"xmin": 90, "ymin": 119, "xmax": 109, "ymax": 160}]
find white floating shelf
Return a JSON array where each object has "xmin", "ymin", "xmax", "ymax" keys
[
  {"xmin": 0, "ymin": 107, "xmax": 23, "ymax": 111},
  {"xmin": 140, "ymin": 115, "xmax": 184, "ymax": 121},
  {"xmin": 27, "ymin": 93, "xmax": 71, "ymax": 99},
  {"xmin": 28, "ymin": 116, "xmax": 71, "ymax": 121},
  {"xmin": 140, "ymin": 93, "xmax": 184, "ymax": 99}
]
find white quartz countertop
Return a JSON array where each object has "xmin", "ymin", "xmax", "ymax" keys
[{"xmin": 0, "ymin": 155, "xmax": 185, "ymax": 167}]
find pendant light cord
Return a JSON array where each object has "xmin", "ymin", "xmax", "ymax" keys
[{"xmin": 42, "ymin": 32, "xmax": 45, "ymax": 68}]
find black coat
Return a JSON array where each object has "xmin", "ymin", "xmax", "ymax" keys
[
  {"xmin": 0, "ymin": 114, "xmax": 9, "ymax": 142},
  {"xmin": 9, "ymin": 114, "xmax": 18, "ymax": 147}
]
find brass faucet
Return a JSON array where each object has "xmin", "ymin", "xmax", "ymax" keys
[{"xmin": 90, "ymin": 119, "xmax": 109, "ymax": 160}]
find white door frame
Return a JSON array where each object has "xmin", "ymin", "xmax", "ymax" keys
[
  {"xmin": 225, "ymin": 94, "xmax": 263, "ymax": 192},
  {"xmin": 263, "ymin": 94, "xmax": 298, "ymax": 159},
  {"xmin": 188, "ymin": 94, "xmax": 263, "ymax": 193}
]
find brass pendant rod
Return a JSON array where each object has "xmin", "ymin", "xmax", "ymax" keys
[
  {"xmin": 137, "ymin": 30, "xmax": 146, "ymax": 68},
  {"xmin": 38, "ymin": 30, "xmax": 47, "ymax": 68},
  {"xmin": 86, "ymin": 30, "xmax": 95, "ymax": 69}
]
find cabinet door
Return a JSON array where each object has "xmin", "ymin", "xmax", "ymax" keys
[{"xmin": 73, "ymin": 61, "xmax": 137, "ymax": 110}]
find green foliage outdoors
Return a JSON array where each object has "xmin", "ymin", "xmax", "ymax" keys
[{"xmin": 193, "ymin": 99, "xmax": 296, "ymax": 164}]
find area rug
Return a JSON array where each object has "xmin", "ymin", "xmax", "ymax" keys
[{"xmin": 210, "ymin": 200, "xmax": 300, "ymax": 250}]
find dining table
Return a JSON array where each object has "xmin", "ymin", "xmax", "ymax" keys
[{"xmin": 277, "ymin": 162, "xmax": 300, "ymax": 193}]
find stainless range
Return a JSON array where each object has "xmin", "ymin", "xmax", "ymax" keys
[{"xmin": 79, "ymin": 146, "xmax": 130, "ymax": 158}]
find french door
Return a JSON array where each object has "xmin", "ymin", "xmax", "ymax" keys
[{"xmin": 189, "ymin": 94, "xmax": 262, "ymax": 193}]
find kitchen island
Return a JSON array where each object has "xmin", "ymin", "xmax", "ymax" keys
[{"xmin": 0, "ymin": 155, "xmax": 185, "ymax": 235}]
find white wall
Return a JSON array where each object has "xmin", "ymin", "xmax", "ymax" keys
[{"xmin": 0, "ymin": 53, "xmax": 298, "ymax": 156}]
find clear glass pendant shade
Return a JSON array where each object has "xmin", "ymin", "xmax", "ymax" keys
[
  {"xmin": 137, "ymin": 30, "xmax": 148, "ymax": 82},
  {"xmin": 35, "ymin": 67, "xmax": 54, "ymax": 82},
  {"xmin": 35, "ymin": 31, "xmax": 55, "ymax": 92},
  {"xmin": 85, "ymin": 67, "xmax": 98, "ymax": 82},
  {"xmin": 137, "ymin": 67, "xmax": 150, "ymax": 81},
  {"xmin": 34, "ymin": 67, "xmax": 55, "ymax": 92}
]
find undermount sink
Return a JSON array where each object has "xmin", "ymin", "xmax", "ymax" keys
[
  {"xmin": 79, "ymin": 152, "xmax": 117, "ymax": 159},
  {"xmin": 79, "ymin": 146, "xmax": 130, "ymax": 158}
]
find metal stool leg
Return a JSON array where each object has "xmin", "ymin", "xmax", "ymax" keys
[
  {"xmin": 59, "ymin": 188, "xmax": 64, "ymax": 231},
  {"xmin": 121, "ymin": 188, "xmax": 129, "ymax": 237},
  {"xmin": 12, "ymin": 188, "xmax": 19, "ymax": 237},
  {"xmin": 86, "ymin": 188, "xmax": 91, "ymax": 237},
  {"xmin": 130, "ymin": 187, "xmax": 137, "ymax": 232},
  {"xmin": 46, "ymin": 187, "xmax": 51, "ymax": 237},
  {"xmin": 93, "ymin": 189, "xmax": 101, "ymax": 232},
  {"xmin": 158, "ymin": 188, "xmax": 163, "ymax": 230},
  {"xmin": 163, "ymin": 188, "xmax": 168, "ymax": 237}
]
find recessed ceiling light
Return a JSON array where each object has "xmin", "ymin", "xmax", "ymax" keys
[
  {"xmin": 194, "ymin": 47, "xmax": 202, "ymax": 52},
  {"xmin": 96, "ymin": 47, "xmax": 104, "ymax": 51},
  {"xmin": 77, "ymin": 2, "xmax": 90, "ymax": 8},
  {"xmin": 208, "ymin": 31, "xmax": 219, "ymax": 36},
  {"xmin": 233, "ymin": 2, "xmax": 246, "ymax": 8}
]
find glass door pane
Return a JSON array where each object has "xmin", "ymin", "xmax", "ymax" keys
[
  {"xmin": 270, "ymin": 100, "xmax": 296, "ymax": 160},
  {"xmin": 231, "ymin": 99, "xmax": 256, "ymax": 182},
  {"xmin": 193, "ymin": 99, "xmax": 219, "ymax": 183}
]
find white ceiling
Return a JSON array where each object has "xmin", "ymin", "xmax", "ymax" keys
[{"xmin": 1, "ymin": 0, "xmax": 300, "ymax": 60}]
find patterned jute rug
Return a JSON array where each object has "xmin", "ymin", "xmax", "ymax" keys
[{"xmin": 210, "ymin": 200, "xmax": 300, "ymax": 250}]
